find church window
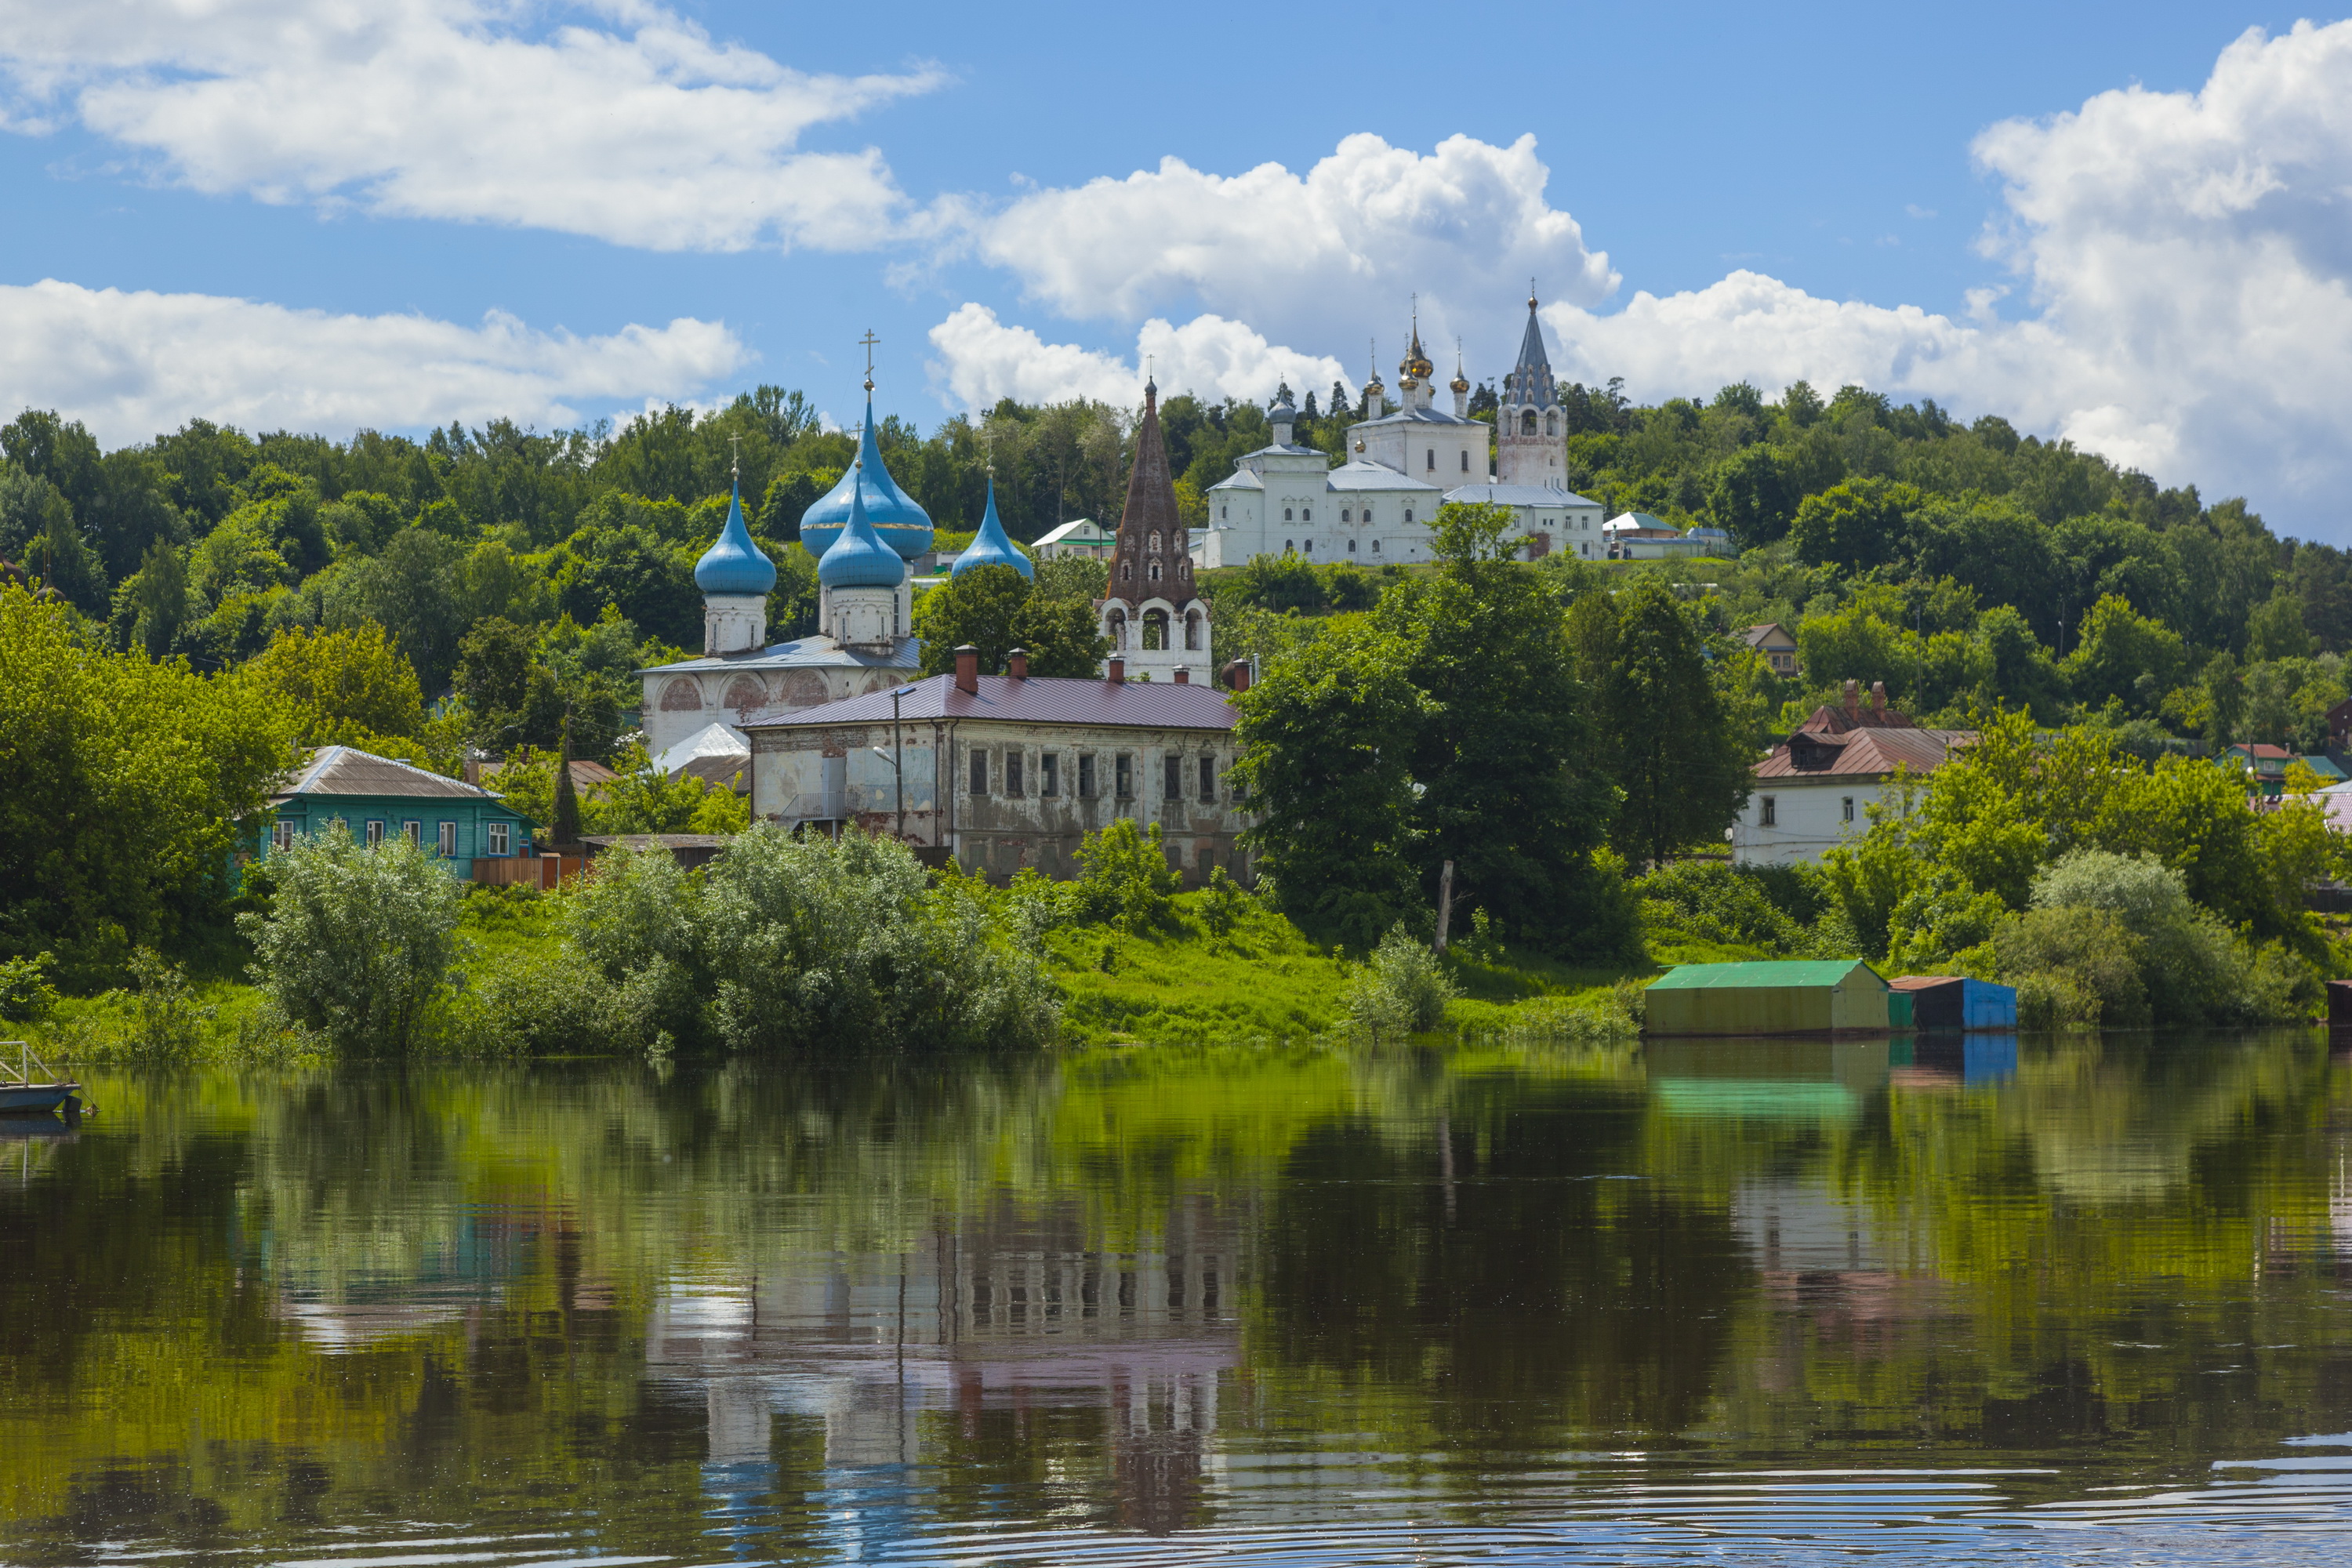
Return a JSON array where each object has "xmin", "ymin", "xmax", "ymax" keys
[
  {"xmin": 970, "ymin": 750, "xmax": 989, "ymax": 797},
  {"xmin": 1220, "ymin": 506, "xmax": 1227, "ymax": 519},
  {"xmin": 1301, "ymin": 506, "xmax": 1311, "ymax": 521},
  {"xmin": 1283, "ymin": 507, "xmax": 1292, "ymax": 521},
  {"xmin": 1371, "ymin": 539, "xmax": 1381, "ymax": 554},
  {"xmin": 1285, "ymin": 539, "xmax": 1294, "ymax": 553},
  {"xmin": 1163, "ymin": 753, "xmax": 1181, "ymax": 803},
  {"xmin": 1149, "ymin": 561, "xmax": 1162, "ymax": 582},
  {"xmin": 1302, "ymin": 539, "xmax": 1312, "ymax": 554},
  {"xmin": 1404, "ymin": 509, "xmax": 1414, "ymax": 523},
  {"xmin": 1522, "ymin": 410, "xmax": 1538, "ymax": 435},
  {"xmin": 1120, "ymin": 561, "xmax": 1132, "ymax": 581},
  {"xmin": 1150, "ymin": 531, "xmax": 1162, "ymax": 552},
  {"xmin": 1546, "ymin": 412, "xmax": 1558, "ymax": 436},
  {"xmin": 1347, "ymin": 539, "xmax": 1356, "ymax": 553},
  {"xmin": 1185, "ymin": 611, "xmax": 1201, "ymax": 650},
  {"xmin": 1425, "ymin": 448, "xmax": 1435, "ymax": 471},
  {"xmin": 1460, "ymin": 450, "xmax": 1468, "ymax": 471}
]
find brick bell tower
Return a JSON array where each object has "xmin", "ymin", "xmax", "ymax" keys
[{"xmin": 1096, "ymin": 376, "xmax": 1210, "ymax": 678}]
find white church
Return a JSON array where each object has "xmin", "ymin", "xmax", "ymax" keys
[{"xmin": 1200, "ymin": 295, "xmax": 1604, "ymax": 568}]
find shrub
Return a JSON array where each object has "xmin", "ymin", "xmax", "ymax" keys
[
  {"xmin": 117, "ymin": 948, "xmax": 216, "ymax": 1061},
  {"xmin": 1634, "ymin": 859, "xmax": 1817, "ymax": 954},
  {"xmin": 1995, "ymin": 906, "xmax": 2147, "ymax": 1030},
  {"xmin": 0, "ymin": 951, "xmax": 57, "ymax": 1022},
  {"xmin": 1198, "ymin": 866, "xmax": 1248, "ymax": 938},
  {"xmin": 1073, "ymin": 818, "xmax": 1181, "ymax": 935},
  {"xmin": 238, "ymin": 822, "xmax": 465, "ymax": 1054},
  {"xmin": 1342, "ymin": 922, "xmax": 1457, "ymax": 1035}
]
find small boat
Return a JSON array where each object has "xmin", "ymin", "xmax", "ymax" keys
[{"xmin": 1, "ymin": 1041, "xmax": 79, "ymax": 1116}]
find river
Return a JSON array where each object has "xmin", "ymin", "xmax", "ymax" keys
[{"xmin": 4, "ymin": 1032, "xmax": 2350, "ymax": 1564}]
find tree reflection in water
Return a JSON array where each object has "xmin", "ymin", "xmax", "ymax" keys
[{"xmin": 2, "ymin": 1033, "xmax": 2350, "ymax": 1563}]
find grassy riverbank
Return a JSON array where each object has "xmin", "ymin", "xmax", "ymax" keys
[{"xmin": 22, "ymin": 876, "xmax": 1651, "ymax": 1062}]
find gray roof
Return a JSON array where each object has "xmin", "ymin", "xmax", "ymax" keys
[
  {"xmin": 1327, "ymin": 461, "xmax": 1440, "ymax": 492},
  {"xmin": 1352, "ymin": 405, "xmax": 1483, "ymax": 430},
  {"xmin": 640, "ymin": 633, "xmax": 918, "ymax": 677},
  {"xmin": 1207, "ymin": 468, "xmax": 1265, "ymax": 492},
  {"xmin": 272, "ymin": 745, "xmax": 503, "ymax": 804},
  {"xmin": 1443, "ymin": 482, "xmax": 1598, "ymax": 509},
  {"xmin": 742, "ymin": 673, "xmax": 1239, "ymax": 733}
]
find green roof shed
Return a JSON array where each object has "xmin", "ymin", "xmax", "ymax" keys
[{"xmin": 1643, "ymin": 959, "xmax": 1891, "ymax": 1037}]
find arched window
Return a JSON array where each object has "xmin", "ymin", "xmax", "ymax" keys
[
  {"xmin": 1341, "ymin": 507, "xmax": 1351, "ymax": 522},
  {"xmin": 1521, "ymin": 410, "xmax": 1538, "ymax": 435},
  {"xmin": 1460, "ymin": 450, "xmax": 1468, "ymax": 471},
  {"xmin": 1149, "ymin": 561, "xmax": 1162, "ymax": 581},
  {"xmin": 1185, "ymin": 611, "xmax": 1202, "ymax": 650},
  {"xmin": 1149, "ymin": 531, "xmax": 1162, "ymax": 552},
  {"xmin": 1425, "ymin": 448, "xmax": 1435, "ymax": 471},
  {"xmin": 1371, "ymin": 539, "xmax": 1381, "ymax": 554},
  {"xmin": 1283, "ymin": 507, "xmax": 1293, "ymax": 521},
  {"xmin": 1109, "ymin": 608, "xmax": 1128, "ymax": 648},
  {"xmin": 1545, "ymin": 412, "xmax": 1558, "ymax": 436},
  {"xmin": 1301, "ymin": 507, "xmax": 1311, "ymax": 521},
  {"xmin": 1143, "ymin": 609, "xmax": 1168, "ymax": 651},
  {"xmin": 1285, "ymin": 539, "xmax": 1295, "ymax": 553},
  {"xmin": 1303, "ymin": 539, "xmax": 1313, "ymax": 554},
  {"xmin": 1120, "ymin": 561, "xmax": 1132, "ymax": 582},
  {"xmin": 1347, "ymin": 539, "xmax": 1357, "ymax": 553},
  {"xmin": 1404, "ymin": 508, "xmax": 1414, "ymax": 523}
]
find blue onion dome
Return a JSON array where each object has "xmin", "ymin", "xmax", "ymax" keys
[
  {"xmin": 800, "ymin": 397, "xmax": 934, "ymax": 561},
  {"xmin": 816, "ymin": 474, "xmax": 907, "ymax": 590},
  {"xmin": 951, "ymin": 475, "xmax": 1032, "ymax": 580},
  {"xmin": 694, "ymin": 482, "xmax": 777, "ymax": 595}
]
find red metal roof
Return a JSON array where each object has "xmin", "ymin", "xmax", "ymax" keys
[
  {"xmin": 1755, "ymin": 727, "xmax": 1971, "ymax": 781},
  {"xmin": 739, "ymin": 673, "xmax": 1240, "ymax": 733}
]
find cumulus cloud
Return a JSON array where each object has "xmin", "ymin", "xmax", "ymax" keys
[
  {"xmin": 927, "ymin": 303, "xmax": 1348, "ymax": 413},
  {"xmin": 1545, "ymin": 21, "xmax": 2352, "ymax": 530},
  {"xmin": 0, "ymin": 0, "xmax": 942, "ymax": 251},
  {"xmin": 0, "ymin": 278, "xmax": 746, "ymax": 445},
  {"xmin": 975, "ymin": 132, "xmax": 1614, "ymax": 362}
]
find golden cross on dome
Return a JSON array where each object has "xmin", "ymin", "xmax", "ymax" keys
[
  {"xmin": 858, "ymin": 328, "xmax": 880, "ymax": 393},
  {"xmin": 728, "ymin": 433, "xmax": 741, "ymax": 481}
]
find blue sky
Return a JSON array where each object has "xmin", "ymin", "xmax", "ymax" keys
[{"xmin": 4, "ymin": 2, "xmax": 2350, "ymax": 535}]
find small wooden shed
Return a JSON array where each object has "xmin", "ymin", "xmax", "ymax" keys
[
  {"xmin": 1642, "ymin": 960, "xmax": 1892, "ymax": 1037},
  {"xmin": 1890, "ymin": 975, "xmax": 2019, "ymax": 1032}
]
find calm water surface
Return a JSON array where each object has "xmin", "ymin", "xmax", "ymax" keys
[{"xmin": 6, "ymin": 1033, "xmax": 2352, "ymax": 1565}]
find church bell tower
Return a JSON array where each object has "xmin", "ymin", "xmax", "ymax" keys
[{"xmin": 1496, "ymin": 289, "xmax": 1566, "ymax": 488}]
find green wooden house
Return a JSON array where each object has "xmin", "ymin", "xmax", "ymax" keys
[
  {"xmin": 1642, "ymin": 959, "xmax": 1892, "ymax": 1036},
  {"xmin": 263, "ymin": 746, "xmax": 538, "ymax": 880}
]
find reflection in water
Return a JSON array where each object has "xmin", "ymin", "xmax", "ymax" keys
[{"xmin": 4, "ymin": 1034, "xmax": 2352, "ymax": 1564}]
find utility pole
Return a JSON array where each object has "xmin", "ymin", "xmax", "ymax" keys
[{"xmin": 869, "ymin": 684, "xmax": 907, "ymax": 841}]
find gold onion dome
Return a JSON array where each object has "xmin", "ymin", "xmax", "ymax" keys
[
  {"xmin": 1400, "ymin": 311, "xmax": 1434, "ymax": 386},
  {"xmin": 1450, "ymin": 343, "xmax": 1470, "ymax": 396}
]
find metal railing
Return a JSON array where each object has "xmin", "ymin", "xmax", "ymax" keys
[{"xmin": 4, "ymin": 1040, "xmax": 61, "ymax": 1087}]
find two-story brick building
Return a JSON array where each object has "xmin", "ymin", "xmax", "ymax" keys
[{"xmin": 739, "ymin": 646, "xmax": 1250, "ymax": 886}]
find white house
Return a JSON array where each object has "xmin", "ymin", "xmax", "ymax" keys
[
  {"xmin": 1034, "ymin": 517, "xmax": 1114, "ymax": 560},
  {"xmin": 1732, "ymin": 682, "xmax": 1973, "ymax": 866},
  {"xmin": 1200, "ymin": 299, "xmax": 1603, "ymax": 568}
]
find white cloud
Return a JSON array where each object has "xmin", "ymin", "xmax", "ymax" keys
[
  {"xmin": 975, "ymin": 132, "xmax": 1614, "ymax": 368},
  {"xmin": 0, "ymin": 278, "xmax": 745, "ymax": 444},
  {"xmin": 927, "ymin": 303, "xmax": 1348, "ymax": 413},
  {"xmin": 0, "ymin": 1, "xmax": 942, "ymax": 251},
  {"xmin": 1533, "ymin": 21, "xmax": 2352, "ymax": 531}
]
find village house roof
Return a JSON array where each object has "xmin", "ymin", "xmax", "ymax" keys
[
  {"xmin": 740, "ymin": 672, "xmax": 1239, "ymax": 733},
  {"xmin": 1741, "ymin": 622, "xmax": 1797, "ymax": 649},
  {"xmin": 478, "ymin": 758, "xmax": 618, "ymax": 794},
  {"xmin": 1751, "ymin": 681, "xmax": 1973, "ymax": 782},
  {"xmin": 1033, "ymin": 517, "xmax": 1110, "ymax": 547},
  {"xmin": 271, "ymin": 746, "xmax": 506, "ymax": 805}
]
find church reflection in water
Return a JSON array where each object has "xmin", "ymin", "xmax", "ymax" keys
[{"xmin": 648, "ymin": 1196, "xmax": 1243, "ymax": 1539}]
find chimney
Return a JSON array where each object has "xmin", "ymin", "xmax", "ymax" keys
[
  {"xmin": 463, "ymin": 750, "xmax": 481, "ymax": 788},
  {"xmin": 1225, "ymin": 659, "xmax": 1251, "ymax": 693},
  {"xmin": 1842, "ymin": 678, "xmax": 1859, "ymax": 711},
  {"xmin": 1106, "ymin": 655, "xmax": 1125, "ymax": 684},
  {"xmin": 1174, "ymin": 665, "xmax": 1189, "ymax": 684},
  {"xmin": 954, "ymin": 644, "xmax": 979, "ymax": 695},
  {"xmin": 1871, "ymin": 681, "xmax": 1886, "ymax": 716},
  {"xmin": 1007, "ymin": 647, "xmax": 1029, "ymax": 681}
]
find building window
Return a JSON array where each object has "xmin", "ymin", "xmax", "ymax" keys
[
  {"xmin": 1842, "ymin": 796, "xmax": 1855, "ymax": 822},
  {"xmin": 1007, "ymin": 753, "xmax": 1025, "ymax": 797},
  {"xmin": 1547, "ymin": 412, "xmax": 1559, "ymax": 436},
  {"xmin": 1348, "ymin": 539, "xmax": 1356, "ymax": 553},
  {"xmin": 1301, "ymin": 507, "xmax": 1311, "ymax": 522},
  {"xmin": 1042, "ymin": 753, "xmax": 1060, "ymax": 797},
  {"xmin": 1371, "ymin": 539, "xmax": 1381, "ymax": 553},
  {"xmin": 1284, "ymin": 539, "xmax": 1294, "ymax": 553},
  {"xmin": 487, "ymin": 822, "xmax": 510, "ymax": 856},
  {"xmin": 1760, "ymin": 797, "xmax": 1777, "ymax": 827},
  {"xmin": 1341, "ymin": 508, "xmax": 1351, "ymax": 521},
  {"xmin": 1150, "ymin": 531, "xmax": 1162, "ymax": 552},
  {"xmin": 402, "ymin": 821, "xmax": 422, "ymax": 847},
  {"xmin": 970, "ymin": 750, "xmax": 989, "ymax": 796},
  {"xmin": 1149, "ymin": 561, "xmax": 1162, "ymax": 582},
  {"xmin": 1283, "ymin": 507, "xmax": 1293, "ymax": 521},
  {"xmin": 437, "ymin": 821, "xmax": 456, "ymax": 857},
  {"xmin": 1199, "ymin": 756, "xmax": 1216, "ymax": 801},
  {"xmin": 271, "ymin": 820, "xmax": 296, "ymax": 852},
  {"xmin": 1425, "ymin": 448, "xmax": 1434, "ymax": 470},
  {"xmin": 1115, "ymin": 753, "xmax": 1134, "ymax": 799},
  {"xmin": 1163, "ymin": 753, "xmax": 1181, "ymax": 802},
  {"xmin": 365, "ymin": 819, "xmax": 384, "ymax": 847},
  {"xmin": 1220, "ymin": 506, "xmax": 1227, "ymax": 519},
  {"xmin": 1079, "ymin": 753, "xmax": 1097, "ymax": 798},
  {"xmin": 1522, "ymin": 409, "xmax": 1537, "ymax": 435},
  {"xmin": 1120, "ymin": 561, "xmax": 1131, "ymax": 581},
  {"xmin": 1404, "ymin": 508, "xmax": 1414, "ymax": 523},
  {"xmin": 1460, "ymin": 450, "xmax": 1468, "ymax": 471},
  {"xmin": 1302, "ymin": 539, "xmax": 1312, "ymax": 554}
]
